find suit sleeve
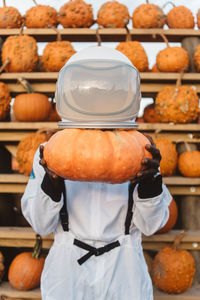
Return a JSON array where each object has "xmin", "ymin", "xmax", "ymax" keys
[
  {"xmin": 21, "ymin": 145, "xmax": 64, "ymax": 236},
  {"xmin": 132, "ymin": 182, "xmax": 172, "ymax": 236}
]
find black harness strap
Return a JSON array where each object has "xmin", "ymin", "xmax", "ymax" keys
[
  {"xmin": 125, "ymin": 182, "xmax": 137, "ymax": 235},
  {"xmin": 74, "ymin": 238, "xmax": 120, "ymax": 265},
  {"xmin": 59, "ymin": 184, "xmax": 69, "ymax": 231}
]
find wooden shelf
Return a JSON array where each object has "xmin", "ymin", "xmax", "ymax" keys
[
  {"xmin": 0, "ymin": 123, "xmax": 199, "ymax": 143},
  {"xmin": 0, "ymin": 227, "xmax": 200, "ymax": 250},
  {"xmin": 0, "ymin": 28, "xmax": 200, "ymax": 43},
  {"xmin": 1, "ymin": 72, "xmax": 200, "ymax": 97},
  {"xmin": 0, "ymin": 174, "xmax": 199, "ymax": 195},
  {"xmin": 0, "ymin": 282, "xmax": 200, "ymax": 300}
]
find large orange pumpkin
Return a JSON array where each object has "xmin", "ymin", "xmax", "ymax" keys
[
  {"xmin": 153, "ymin": 232, "xmax": 195, "ymax": 294},
  {"xmin": 8, "ymin": 235, "xmax": 45, "ymax": 291},
  {"xmin": 43, "ymin": 129, "xmax": 152, "ymax": 183},
  {"xmin": 0, "ymin": 81, "xmax": 11, "ymax": 121},
  {"xmin": 178, "ymin": 150, "xmax": 200, "ymax": 177},
  {"xmin": 97, "ymin": 1, "xmax": 130, "ymax": 28},
  {"xmin": 0, "ymin": 0, "xmax": 23, "ymax": 28},
  {"xmin": 157, "ymin": 198, "xmax": 178, "ymax": 233},
  {"xmin": 154, "ymin": 137, "xmax": 178, "ymax": 176}
]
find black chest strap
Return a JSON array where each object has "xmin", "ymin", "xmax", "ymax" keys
[
  {"xmin": 59, "ymin": 184, "xmax": 69, "ymax": 231},
  {"xmin": 125, "ymin": 182, "xmax": 137, "ymax": 235}
]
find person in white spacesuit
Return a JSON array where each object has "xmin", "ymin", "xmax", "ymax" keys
[{"xmin": 21, "ymin": 46, "xmax": 172, "ymax": 300}]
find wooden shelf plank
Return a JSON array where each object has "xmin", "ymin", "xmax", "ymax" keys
[
  {"xmin": 0, "ymin": 28, "xmax": 200, "ymax": 42},
  {"xmin": 1, "ymin": 282, "xmax": 200, "ymax": 300}
]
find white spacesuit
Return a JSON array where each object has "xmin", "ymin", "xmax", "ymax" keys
[{"xmin": 21, "ymin": 46, "xmax": 172, "ymax": 300}]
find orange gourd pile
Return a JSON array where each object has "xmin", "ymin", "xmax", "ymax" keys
[
  {"xmin": 97, "ymin": 1, "xmax": 129, "ymax": 28},
  {"xmin": 58, "ymin": 0, "xmax": 94, "ymax": 28},
  {"xmin": 153, "ymin": 232, "xmax": 196, "ymax": 294},
  {"xmin": 0, "ymin": 81, "xmax": 11, "ymax": 121},
  {"xmin": 44, "ymin": 128, "xmax": 152, "ymax": 184},
  {"xmin": 8, "ymin": 235, "xmax": 45, "ymax": 290},
  {"xmin": 154, "ymin": 137, "xmax": 178, "ymax": 176}
]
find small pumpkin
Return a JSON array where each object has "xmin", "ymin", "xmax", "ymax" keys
[
  {"xmin": 156, "ymin": 34, "xmax": 189, "ymax": 73},
  {"xmin": 154, "ymin": 137, "xmax": 178, "ymax": 176},
  {"xmin": 58, "ymin": 0, "xmax": 94, "ymax": 28},
  {"xmin": 97, "ymin": 1, "xmax": 129, "ymax": 28},
  {"xmin": 16, "ymin": 130, "xmax": 48, "ymax": 175},
  {"xmin": 166, "ymin": 4, "xmax": 194, "ymax": 29},
  {"xmin": 13, "ymin": 78, "xmax": 51, "ymax": 122},
  {"xmin": 0, "ymin": 251, "xmax": 4, "ymax": 281},
  {"xmin": 132, "ymin": 0, "xmax": 166, "ymax": 29},
  {"xmin": 25, "ymin": 0, "xmax": 58, "ymax": 28},
  {"xmin": 116, "ymin": 41, "xmax": 148, "ymax": 72},
  {"xmin": 178, "ymin": 150, "xmax": 200, "ymax": 178},
  {"xmin": 43, "ymin": 128, "xmax": 152, "ymax": 184},
  {"xmin": 0, "ymin": 81, "xmax": 11, "ymax": 121},
  {"xmin": 46, "ymin": 102, "xmax": 61, "ymax": 122},
  {"xmin": 157, "ymin": 198, "xmax": 178, "ymax": 233},
  {"xmin": 42, "ymin": 29, "xmax": 76, "ymax": 72},
  {"xmin": 8, "ymin": 234, "xmax": 45, "ymax": 291},
  {"xmin": 1, "ymin": 33, "xmax": 39, "ymax": 72},
  {"xmin": 197, "ymin": 9, "xmax": 200, "ymax": 29},
  {"xmin": 143, "ymin": 103, "xmax": 160, "ymax": 123},
  {"xmin": 194, "ymin": 44, "xmax": 200, "ymax": 72},
  {"xmin": 151, "ymin": 64, "xmax": 160, "ymax": 73},
  {"xmin": 153, "ymin": 231, "xmax": 195, "ymax": 294},
  {"xmin": 0, "ymin": 0, "xmax": 23, "ymax": 28}
]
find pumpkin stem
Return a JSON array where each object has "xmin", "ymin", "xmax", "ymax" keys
[
  {"xmin": 162, "ymin": 1, "xmax": 175, "ymax": 9},
  {"xmin": 145, "ymin": 0, "xmax": 149, "ymax": 4},
  {"xmin": 172, "ymin": 231, "xmax": 186, "ymax": 251},
  {"xmin": 32, "ymin": 234, "xmax": 42, "ymax": 259},
  {"xmin": 0, "ymin": 58, "xmax": 10, "ymax": 74},
  {"xmin": 47, "ymin": 25, "xmax": 62, "ymax": 42},
  {"xmin": 125, "ymin": 25, "xmax": 132, "ymax": 42},
  {"xmin": 176, "ymin": 67, "xmax": 186, "ymax": 89},
  {"xmin": 32, "ymin": 0, "xmax": 38, "ymax": 6},
  {"xmin": 152, "ymin": 33, "xmax": 170, "ymax": 48},
  {"xmin": 18, "ymin": 77, "xmax": 35, "ymax": 93},
  {"xmin": 19, "ymin": 22, "xmax": 25, "ymax": 36},
  {"xmin": 3, "ymin": 0, "xmax": 6, "ymax": 7},
  {"xmin": 96, "ymin": 27, "xmax": 102, "ymax": 46}
]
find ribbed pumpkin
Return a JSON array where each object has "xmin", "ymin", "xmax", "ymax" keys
[
  {"xmin": 197, "ymin": 9, "xmax": 200, "ymax": 29},
  {"xmin": 97, "ymin": 1, "xmax": 129, "ymax": 28},
  {"xmin": 0, "ymin": 81, "xmax": 11, "ymax": 121},
  {"xmin": 0, "ymin": 0, "xmax": 23, "ymax": 28},
  {"xmin": 178, "ymin": 150, "xmax": 200, "ymax": 177},
  {"xmin": 16, "ymin": 130, "xmax": 47, "ymax": 175},
  {"xmin": 157, "ymin": 198, "xmax": 178, "ymax": 233},
  {"xmin": 193, "ymin": 44, "xmax": 200, "ymax": 72},
  {"xmin": 143, "ymin": 103, "xmax": 160, "ymax": 123},
  {"xmin": 156, "ymin": 34, "xmax": 189, "ymax": 73},
  {"xmin": 1, "ymin": 34, "xmax": 39, "ymax": 72},
  {"xmin": 154, "ymin": 137, "xmax": 178, "ymax": 176},
  {"xmin": 151, "ymin": 64, "xmax": 160, "ymax": 72},
  {"xmin": 58, "ymin": 0, "xmax": 94, "ymax": 28},
  {"xmin": 166, "ymin": 5, "xmax": 194, "ymax": 29},
  {"xmin": 132, "ymin": 1, "xmax": 166, "ymax": 29},
  {"xmin": 116, "ymin": 41, "xmax": 148, "ymax": 72},
  {"xmin": 25, "ymin": 1, "xmax": 58, "ymax": 28},
  {"xmin": 42, "ymin": 38, "xmax": 76, "ymax": 72},
  {"xmin": 13, "ymin": 79, "xmax": 51, "ymax": 122},
  {"xmin": 0, "ymin": 251, "xmax": 4, "ymax": 281},
  {"xmin": 153, "ymin": 232, "xmax": 195, "ymax": 294},
  {"xmin": 155, "ymin": 85, "xmax": 199, "ymax": 124},
  {"xmin": 43, "ymin": 129, "xmax": 152, "ymax": 184},
  {"xmin": 8, "ymin": 235, "xmax": 45, "ymax": 291}
]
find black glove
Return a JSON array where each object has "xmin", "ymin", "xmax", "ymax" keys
[
  {"xmin": 134, "ymin": 134, "xmax": 163, "ymax": 199},
  {"xmin": 39, "ymin": 145, "xmax": 64, "ymax": 202}
]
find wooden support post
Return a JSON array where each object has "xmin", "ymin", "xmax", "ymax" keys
[{"xmin": 181, "ymin": 37, "xmax": 200, "ymax": 72}]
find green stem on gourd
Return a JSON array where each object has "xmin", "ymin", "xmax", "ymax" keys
[
  {"xmin": 18, "ymin": 77, "xmax": 35, "ymax": 93},
  {"xmin": 0, "ymin": 58, "xmax": 10, "ymax": 74},
  {"xmin": 172, "ymin": 231, "xmax": 186, "ymax": 251},
  {"xmin": 32, "ymin": 234, "xmax": 42, "ymax": 259},
  {"xmin": 125, "ymin": 25, "xmax": 132, "ymax": 42},
  {"xmin": 47, "ymin": 25, "xmax": 62, "ymax": 42}
]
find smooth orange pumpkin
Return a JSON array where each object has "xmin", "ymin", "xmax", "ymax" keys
[
  {"xmin": 8, "ymin": 235, "xmax": 45, "ymax": 290},
  {"xmin": 157, "ymin": 198, "xmax": 178, "ymax": 233},
  {"xmin": 178, "ymin": 150, "xmax": 200, "ymax": 177},
  {"xmin": 44, "ymin": 129, "xmax": 152, "ymax": 183},
  {"xmin": 13, "ymin": 93, "xmax": 51, "ymax": 122}
]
